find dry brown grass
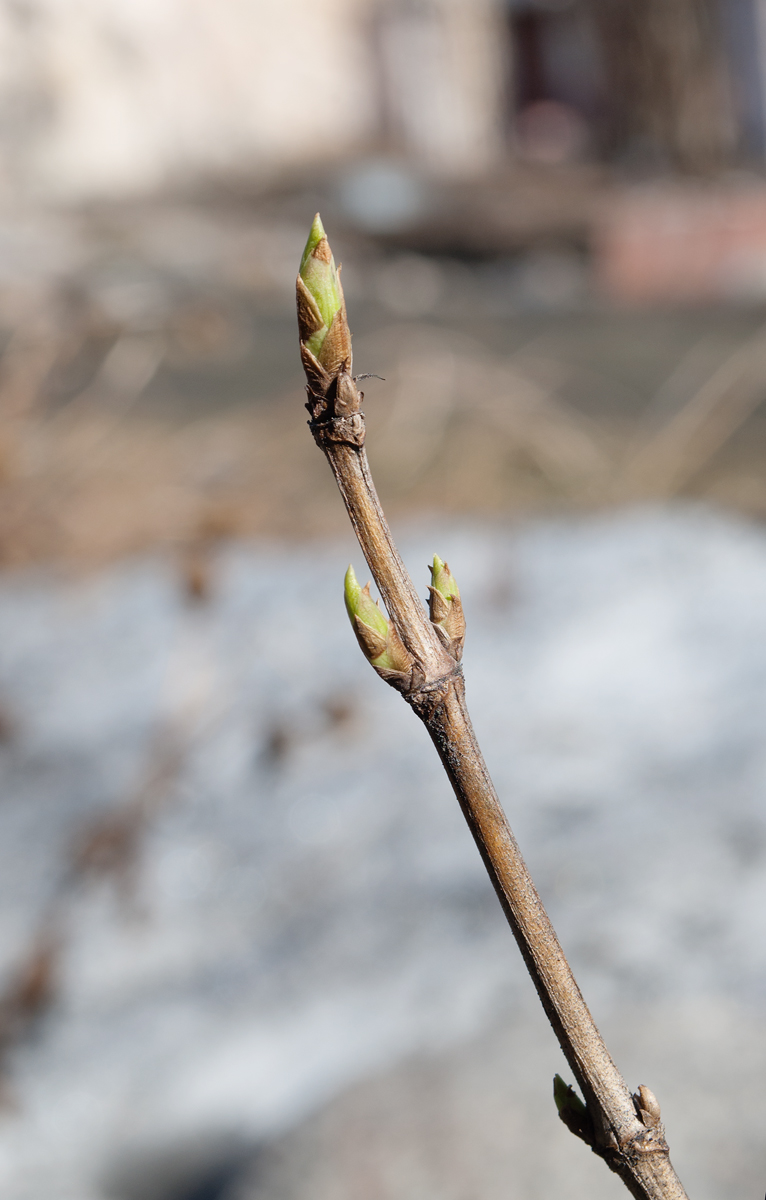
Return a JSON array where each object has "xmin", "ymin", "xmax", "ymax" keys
[{"xmin": 1, "ymin": 284, "xmax": 766, "ymax": 570}]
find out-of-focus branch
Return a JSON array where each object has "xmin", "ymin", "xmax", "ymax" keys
[{"xmin": 296, "ymin": 215, "xmax": 690, "ymax": 1200}]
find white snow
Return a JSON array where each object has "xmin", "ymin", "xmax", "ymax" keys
[{"xmin": 0, "ymin": 505, "xmax": 764, "ymax": 1197}]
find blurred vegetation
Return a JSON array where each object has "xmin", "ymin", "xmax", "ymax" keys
[{"xmin": 0, "ymin": 195, "xmax": 765, "ymax": 572}]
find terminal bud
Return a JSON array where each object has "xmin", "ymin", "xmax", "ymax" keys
[{"xmin": 297, "ymin": 213, "xmax": 352, "ymax": 407}]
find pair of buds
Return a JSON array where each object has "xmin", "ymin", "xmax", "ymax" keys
[
  {"xmin": 344, "ymin": 557, "xmax": 465, "ymax": 685},
  {"xmin": 554, "ymin": 1075, "xmax": 662, "ymax": 1147}
]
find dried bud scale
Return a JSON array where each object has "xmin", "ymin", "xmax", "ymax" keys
[{"xmin": 633, "ymin": 1085, "xmax": 662, "ymax": 1128}]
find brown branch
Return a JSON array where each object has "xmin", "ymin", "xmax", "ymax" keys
[{"xmin": 297, "ymin": 225, "xmax": 690, "ymax": 1200}]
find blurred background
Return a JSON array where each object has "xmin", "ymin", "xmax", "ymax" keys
[{"xmin": 0, "ymin": 1, "xmax": 766, "ymax": 1197}]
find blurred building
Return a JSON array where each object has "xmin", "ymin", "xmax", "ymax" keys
[
  {"xmin": 1, "ymin": 0, "xmax": 765, "ymax": 204},
  {"xmin": 3, "ymin": 0, "xmax": 766, "ymax": 307},
  {"xmin": 0, "ymin": 0, "xmax": 508, "ymax": 201}
]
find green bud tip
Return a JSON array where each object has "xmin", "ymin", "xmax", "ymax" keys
[
  {"xmin": 430, "ymin": 554, "xmax": 460, "ymax": 601},
  {"xmin": 553, "ymin": 1075, "xmax": 587, "ymax": 1117},
  {"xmin": 344, "ymin": 565, "xmax": 413, "ymax": 675},
  {"xmin": 300, "ymin": 213, "xmax": 326, "ymax": 273},
  {"xmin": 344, "ymin": 565, "xmax": 389, "ymax": 639},
  {"xmin": 299, "ymin": 212, "xmax": 342, "ymax": 358}
]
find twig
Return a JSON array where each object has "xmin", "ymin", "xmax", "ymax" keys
[{"xmin": 296, "ymin": 215, "xmax": 689, "ymax": 1200}]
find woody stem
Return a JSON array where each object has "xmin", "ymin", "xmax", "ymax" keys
[{"xmin": 308, "ymin": 399, "xmax": 689, "ymax": 1200}]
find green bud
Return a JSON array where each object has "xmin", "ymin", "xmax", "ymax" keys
[
  {"xmin": 345, "ymin": 564, "xmax": 388, "ymax": 639},
  {"xmin": 428, "ymin": 555, "xmax": 465, "ymax": 658},
  {"xmin": 431, "ymin": 555, "xmax": 460, "ymax": 604},
  {"xmin": 297, "ymin": 213, "xmax": 344, "ymax": 359},
  {"xmin": 553, "ymin": 1075, "xmax": 592, "ymax": 1144},
  {"xmin": 344, "ymin": 565, "xmax": 413, "ymax": 676},
  {"xmin": 553, "ymin": 1075, "xmax": 584, "ymax": 1116}
]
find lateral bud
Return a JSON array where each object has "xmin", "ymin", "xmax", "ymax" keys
[
  {"xmin": 428, "ymin": 555, "xmax": 465, "ymax": 660},
  {"xmin": 633, "ymin": 1084, "xmax": 661, "ymax": 1129},
  {"xmin": 344, "ymin": 566, "xmax": 413, "ymax": 686},
  {"xmin": 553, "ymin": 1075, "xmax": 593, "ymax": 1145}
]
